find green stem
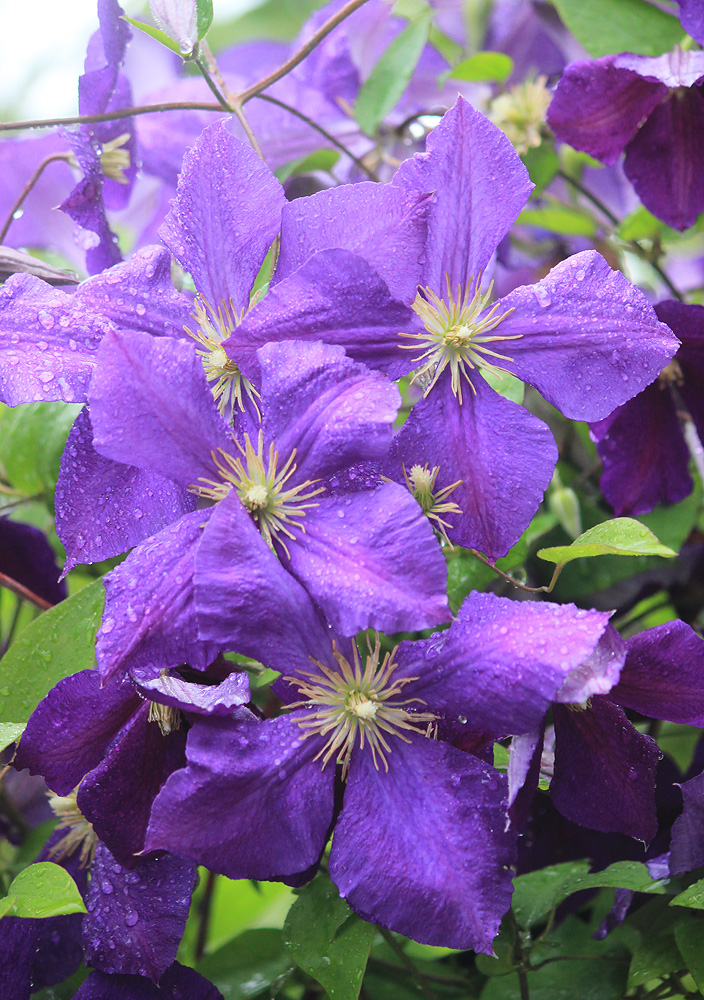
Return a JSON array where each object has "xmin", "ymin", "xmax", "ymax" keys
[
  {"xmin": 509, "ymin": 909, "xmax": 531, "ymax": 1000},
  {"xmin": 376, "ymin": 926, "xmax": 439, "ymax": 1000},
  {"xmin": 194, "ymin": 870, "xmax": 217, "ymax": 963}
]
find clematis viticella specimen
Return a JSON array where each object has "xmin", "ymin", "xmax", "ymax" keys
[
  {"xmin": 547, "ymin": 48, "xmax": 704, "ymax": 230},
  {"xmin": 142, "ymin": 500, "xmax": 615, "ymax": 953},
  {"xmin": 225, "ymin": 96, "xmax": 678, "ymax": 559}
]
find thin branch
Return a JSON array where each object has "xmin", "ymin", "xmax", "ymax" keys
[
  {"xmin": 0, "ymin": 152, "xmax": 71, "ymax": 243},
  {"xmin": 194, "ymin": 870, "xmax": 217, "ymax": 963},
  {"xmin": 253, "ymin": 92, "xmax": 379, "ymax": 181},
  {"xmin": 0, "ymin": 101, "xmax": 225, "ymax": 133},
  {"xmin": 0, "ymin": 572, "xmax": 53, "ymax": 611},
  {"xmin": 238, "ymin": 0, "xmax": 372, "ymax": 105},
  {"xmin": 376, "ymin": 926, "xmax": 439, "ymax": 1000},
  {"xmin": 469, "ymin": 549, "xmax": 553, "ymax": 594}
]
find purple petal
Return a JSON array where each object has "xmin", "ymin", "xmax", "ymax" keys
[
  {"xmin": 547, "ymin": 56, "xmax": 666, "ymax": 164},
  {"xmin": 670, "ymin": 769, "xmax": 704, "ymax": 875},
  {"xmin": 78, "ymin": 703, "xmax": 186, "ymax": 862},
  {"xmin": 393, "ymin": 95, "xmax": 532, "ymax": 290},
  {"xmin": 0, "ymin": 274, "xmax": 104, "ymax": 406},
  {"xmin": 83, "ymin": 842, "xmax": 196, "ymax": 982},
  {"xmin": 678, "ymin": 0, "xmax": 704, "ymax": 44},
  {"xmin": 591, "ymin": 382, "xmax": 691, "ymax": 516},
  {"xmin": 285, "ymin": 486, "xmax": 450, "ymax": 635},
  {"xmin": 135, "ymin": 670, "xmax": 250, "ymax": 717},
  {"xmin": 330, "ymin": 733, "xmax": 514, "ymax": 953},
  {"xmin": 495, "ymin": 251, "xmax": 679, "ymax": 421},
  {"xmin": 74, "ymin": 964, "xmax": 223, "ymax": 1000},
  {"xmin": 56, "ymin": 407, "xmax": 196, "ymax": 572},
  {"xmin": 389, "ymin": 370, "xmax": 557, "ymax": 558},
  {"xmin": 624, "ymin": 88, "xmax": 704, "ymax": 230},
  {"xmin": 0, "ymin": 918, "xmax": 41, "ymax": 1000},
  {"xmin": 0, "ymin": 516, "xmax": 66, "ymax": 605},
  {"xmin": 14, "ymin": 669, "xmax": 139, "ymax": 795},
  {"xmin": 79, "ymin": 0, "xmax": 131, "ymax": 117},
  {"xmin": 258, "ymin": 339, "xmax": 400, "ymax": 482},
  {"xmin": 613, "ymin": 620, "xmax": 704, "ymax": 726},
  {"xmin": 508, "ymin": 730, "xmax": 543, "ymax": 830},
  {"xmin": 194, "ymin": 490, "xmax": 343, "ymax": 675},
  {"xmin": 160, "ymin": 120, "xmax": 285, "ymax": 314},
  {"xmin": 395, "ymin": 592, "xmax": 611, "ymax": 736},
  {"xmin": 226, "ymin": 249, "xmax": 414, "ymax": 384},
  {"xmin": 551, "ymin": 698, "xmax": 660, "ymax": 843},
  {"xmin": 274, "ymin": 182, "xmax": 430, "ymax": 303},
  {"xmin": 88, "ymin": 329, "xmax": 232, "ymax": 488},
  {"xmin": 614, "ymin": 50, "xmax": 704, "ymax": 88},
  {"xmin": 96, "ymin": 509, "xmax": 220, "ymax": 683},
  {"xmin": 554, "ymin": 624, "xmax": 625, "ymax": 705},
  {"xmin": 146, "ymin": 715, "xmax": 335, "ymax": 879}
]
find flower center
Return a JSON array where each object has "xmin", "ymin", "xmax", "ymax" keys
[
  {"xmin": 489, "ymin": 76, "xmax": 551, "ymax": 154},
  {"xmin": 148, "ymin": 701, "xmax": 181, "ymax": 735},
  {"xmin": 659, "ymin": 358, "xmax": 683, "ymax": 387},
  {"xmin": 47, "ymin": 791, "xmax": 98, "ymax": 868},
  {"xmin": 185, "ymin": 296, "xmax": 261, "ymax": 422},
  {"xmin": 403, "ymin": 463, "xmax": 462, "ymax": 544},
  {"xmin": 289, "ymin": 637, "xmax": 436, "ymax": 778},
  {"xmin": 400, "ymin": 276, "xmax": 520, "ymax": 403},
  {"xmin": 99, "ymin": 133, "xmax": 132, "ymax": 184},
  {"xmin": 191, "ymin": 430, "xmax": 324, "ymax": 554}
]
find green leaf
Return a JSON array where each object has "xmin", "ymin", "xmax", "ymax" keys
[
  {"xmin": 670, "ymin": 876, "xmax": 704, "ymax": 909},
  {"xmin": 122, "ymin": 16, "xmax": 182, "ymax": 54},
  {"xmin": 196, "ymin": 0, "xmax": 213, "ymax": 40},
  {"xmin": 481, "ymin": 367, "xmax": 524, "ymax": 404},
  {"xmin": 448, "ymin": 51, "xmax": 513, "ymax": 82},
  {"xmin": 0, "ymin": 578, "xmax": 104, "ymax": 724},
  {"xmin": 537, "ymin": 517, "xmax": 676, "ymax": 566},
  {"xmin": 618, "ymin": 205, "xmax": 663, "ymax": 242},
  {"xmin": 550, "ymin": 0, "xmax": 684, "ymax": 57},
  {"xmin": 522, "ymin": 142, "xmax": 560, "ymax": 196},
  {"xmin": 518, "ymin": 205, "xmax": 597, "ymax": 237},
  {"xmin": 275, "ymin": 149, "xmax": 340, "ymax": 183},
  {"xmin": 0, "ymin": 402, "xmax": 80, "ymax": 500},
  {"xmin": 0, "ymin": 722, "xmax": 24, "ymax": 752},
  {"xmin": 628, "ymin": 934, "xmax": 684, "ymax": 989},
  {"xmin": 198, "ymin": 929, "xmax": 292, "ymax": 999},
  {"xmin": 1, "ymin": 862, "xmax": 86, "ymax": 919},
  {"xmin": 513, "ymin": 860, "xmax": 668, "ymax": 928},
  {"xmin": 674, "ymin": 920, "xmax": 704, "ymax": 992},
  {"xmin": 283, "ymin": 874, "xmax": 375, "ymax": 1000},
  {"xmin": 355, "ymin": 16, "xmax": 431, "ymax": 135}
]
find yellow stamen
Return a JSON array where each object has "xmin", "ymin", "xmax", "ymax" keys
[{"xmin": 47, "ymin": 791, "xmax": 97, "ymax": 868}]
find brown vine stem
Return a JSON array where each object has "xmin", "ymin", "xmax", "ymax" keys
[
  {"xmin": 0, "ymin": 572, "xmax": 53, "ymax": 611},
  {"xmin": 0, "ymin": 152, "xmax": 72, "ymax": 243},
  {"xmin": 469, "ymin": 549, "xmax": 557, "ymax": 594}
]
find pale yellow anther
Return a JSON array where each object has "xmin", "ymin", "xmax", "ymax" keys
[{"xmin": 99, "ymin": 133, "xmax": 132, "ymax": 184}]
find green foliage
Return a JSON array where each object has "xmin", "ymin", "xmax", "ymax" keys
[
  {"xmin": 0, "ymin": 578, "xmax": 104, "ymax": 724},
  {"xmin": 0, "ymin": 721, "xmax": 24, "ymax": 751},
  {"xmin": 355, "ymin": 15, "xmax": 431, "ymax": 135},
  {"xmin": 518, "ymin": 204, "xmax": 597, "ymax": 237},
  {"xmin": 522, "ymin": 143, "xmax": 560, "ymax": 195},
  {"xmin": 537, "ymin": 517, "xmax": 676, "ymax": 567},
  {"xmin": 448, "ymin": 51, "xmax": 513, "ymax": 82},
  {"xmin": 550, "ymin": 0, "xmax": 684, "ymax": 58},
  {"xmin": 0, "ymin": 862, "xmax": 86, "ymax": 920},
  {"xmin": 122, "ymin": 17, "xmax": 182, "ymax": 54},
  {"xmin": 0, "ymin": 402, "xmax": 79, "ymax": 501},
  {"xmin": 196, "ymin": 0, "xmax": 214, "ymax": 40},
  {"xmin": 671, "ymin": 877, "xmax": 704, "ymax": 910},
  {"xmin": 283, "ymin": 874, "xmax": 376, "ymax": 1000},
  {"xmin": 198, "ymin": 929, "xmax": 293, "ymax": 998}
]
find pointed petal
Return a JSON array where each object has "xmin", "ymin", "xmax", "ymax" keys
[
  {"xmin": 285, "ymin": 486, "xmax": 450, "ymax": 635},
  {"xmin": 145, "ymin": 715, "xmax": 335, "ymax": 879},
  {"xmin": 136, "ymin": 670, "xmax": 250, "ymax": 717},
  {"xmin": 160, "ymin": 120, "xmax": 285, "ymax": 314},
  {"xmin": 551, "ymin": 698, "xmax": 660, "ymax": 843},
  {"xmin": 74, "ymin": 963, "xmax": 223, "ymax": 999},
  {"xmin": 393, "ymin": 95, "xmax": 532, "ymax": 289},
  {"xmin": 554, "ymin": 624, "xmax": 625, "ymax": 705},
  {"xmin": 330, "ymin": 733, "xmax": 515, "ymax": 953},
  {"xmin": 496, "ymin": 251, "xmax": 678, "ymax": 420},
  {"xmin": 614, "ymin": 50, "xmax": 704, "ymax": 88},
  {"xmin": 670, "ymin": 769, "xmax": 704, "ymax": 875}
]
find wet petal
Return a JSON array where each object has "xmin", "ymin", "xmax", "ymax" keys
[{"xmin": 74, "ymin": 963, "xmax": 223, "ymax": 999}]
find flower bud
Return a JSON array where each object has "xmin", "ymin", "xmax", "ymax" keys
[{"xmin": 149, "ymin": 0, "xmax": 199, "ymax": 55}]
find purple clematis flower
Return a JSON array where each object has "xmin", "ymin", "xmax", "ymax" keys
[
  {"xmin": 547, "ymin": 48, "xmax": 704, "ymax": 230},
  {"xmin": 677, "ymin": 0, "xmax": 704, "ymax": 43},
  {"xmin": 74, "ymin": 964, "xmax": 223, "ymax": 999},
  {"xmin": 592, "ymin": 300, "xmax": 704, "ymax": 515},
  {"xmin": 144, "ymin": 503, "xmax": 613, "ymax": 952},
  {"xmin": 85, "ymin": 331, "xmax": 449, "ymax": 677},
  {"xmin": 226, "ymin": 96, "xmax": 677, "ymax": 558}
]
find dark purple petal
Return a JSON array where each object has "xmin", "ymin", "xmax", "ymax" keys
[
  {"xmin": 508, "ymin": 730, "xmax": 544, "ymax": 831},
  {"xmin": 551, "ymin": 698, "xmax": 660, "ymax": 843},
  {"xmin": 285, "ymin": 485, "xmax": 450, "ymax": 635},
  {"xmin": 613, "ymin": 620, "xmax": 704, "ymax": 725},
  {"xmin": 554, "ymin": 623, "xmax": 625, "ymax": 705},
  {"xmin": 0, "ymin": 274, "xmax": 105, "ymax": 405},
  {"xmin": 160, "ymin": 120, "xmax": 285, "ymax": 314},
  {"xmin": 78, "ymin": 704, "xmax": 186, "ymax": 862},
  {"xmin": 0, "ymin": 916, "xmax": 42, "ymax": 1000},
  {"xmin": 56, "ymin": 407, "xmax": 196, "ymax": 572},
  {"xmin": 0, "ymin": 516, "xmax": 66, "ymax": 605},
  {"xmin": 194, "ymin": 490, "xmax": 343, "ymax": 675},
  {"xmin": 226, "ymin": 249, "xmax": 414, "ymax": 384},
  {"xmin": 74, "ymin": 964, "xmax": 223, "ymax": 1000},
  {"xmin": 258, "ymin": 339, "xmax": 400, "ymax": 482},
  {"xmin": 591, "ymin": 382, "xmax": 691, "ymax": 515},
  {"xmin": 547, "ymin": 56, "xmax": 666, "ymax": 164},
  {"xmin": 393, "ymin": 95, "xmax": 533, "ymax": 290},
  {"xmin": 83, "ymin": 842, "xmax": 196, "ymax": 982},
  {"xmin": 136, "ymin": 670, "xmax": 250, "ymax": 717},
  {"xmin": 395, "ymin": 592, "xmax": 611, "ymax": 736},
  {"xmin": 275, "ymin": 182, "xmax": 430, "ymax": 303},
  {"xmin": 146, "ymin": 715, "xmax": 335, "ymax": 879},
  {"xmin": 79, "ymin": 0, "xmax": 131, "ymax": 117},
  {"xmin": 624, "ymin": 88, "xmax": 704, "ymax": 230},
  {"xmin": 389, "ymin": 370, "xmax": 557, "ymax": 558},
  {"xmin": 614, "ymin": 50, "xmax": 704, "ymax": 88},
  {"xmin": 678, "ymin": 0, "xmax": 704, "ymax": 44},
  {"xmin": 496, "ymin": 251, "xmax": 679, "ymax": 420},
  {"xmin": 89, "ymin": 329, "xmax": 232, "ymax": 487},
  {"xmin": 330, "ymin": 733, "xmax": 515, "ymax": 953},
  {"xmin": 14, "ymin": 670, "xmax": 140, "ymax": 795},
  {"xmin": 96, "ymin": 509, "xmax": 220, "ymax": 682},
  {"xmin": 670, "ymin": 769, "xmax": 704, "ymax": 875}
]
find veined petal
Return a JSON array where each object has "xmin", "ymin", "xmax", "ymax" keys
[
  {"xmin": 330, "ymin": 732, "xmax": 515, "ymax": 953},
  {"xmin": 496, "ymin": 251, "xmax": 679, "ymax": 421},
  {"xmin": 73, "ymin": 963, "xmax": 222, "ymax": 999},
  {"xmin": 614, "ymin": 50, "xmax": 704, "ymax": 89}
]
